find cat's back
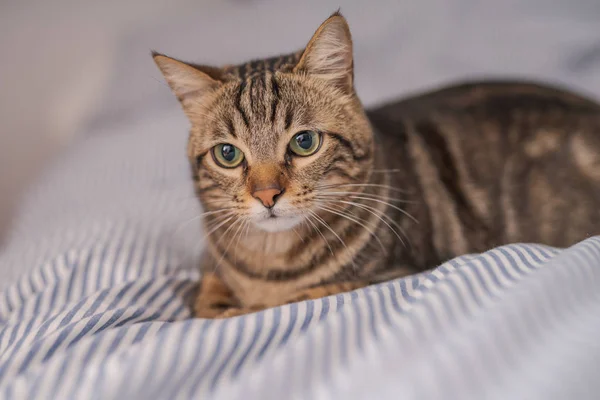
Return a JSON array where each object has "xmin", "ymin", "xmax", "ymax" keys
[
  {"xmin": 367, "ymin": 80, "xmax": 600, "ymax": 255},
  {"xmin": 368, "ymin": 80, "xmax": 600, "ymax": 130},
  {"xmin": 368, "ymin": 80, "xmax": 600, "ymax": 165}
]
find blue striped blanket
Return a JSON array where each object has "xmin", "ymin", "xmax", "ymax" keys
[{"xmin": 1, "ymin": 109, "xmax": 599, "ymax": 399}]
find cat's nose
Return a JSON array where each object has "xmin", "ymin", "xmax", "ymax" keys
[{"xmin": 252, "ymin": 187, "xmax": 283, "ymax": 208}]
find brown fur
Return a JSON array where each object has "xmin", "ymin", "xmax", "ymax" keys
[{"xmin": 154, "ymin": 13, "xmax": 600, "ymax": 318}]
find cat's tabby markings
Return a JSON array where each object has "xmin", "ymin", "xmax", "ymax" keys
[{"xmin": 154, "ymin": 12, "xmax": 600, "ymax": 318}]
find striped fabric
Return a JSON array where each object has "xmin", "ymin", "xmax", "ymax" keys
[{"xmin": 1, "ymin": 108, "xmax": 600, "ymax": 399}]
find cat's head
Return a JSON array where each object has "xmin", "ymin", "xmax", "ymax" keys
[{"xmin": 154, "ymin": 12, "xmax": 374, "ymax": 233}]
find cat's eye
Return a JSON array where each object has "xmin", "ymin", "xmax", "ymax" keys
[
  {"xmin": 289, "ymin": 130, "xmax": 321, "ymax": 157},
  {"xmin": 212, "ymin": 143, "xmax": 245, "ymax": 168}
]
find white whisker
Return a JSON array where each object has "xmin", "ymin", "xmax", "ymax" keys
[
  {"xmin": 323, "ymin": 194, "xmax": 419, "ymax": 224},
  {"xmin": 291, "ymin": 226, "xmax": 306, "ymax": 243},
  {"xmin": 305, "ymin": 213, "xmax": 334, "ymax": 256},
  {"xmin": 173, "ymin": 208, "xmax": 234, "ymax": 235},
  {"xmin": 234, "ymin": 218, "xmax": 251, "ymax": 263},
  {"xmin": 307, "ymin": 210, "xmax": 358, "ymax": 271},
  {"xmin": 214, "ymin": 215, "xmax": 243, "ymax": 246},
  {"xmin": 213, "ymin": 217, "xmax": 247, "ymax": 272},
  {"xmin": 243, "ymin": 218, "xmax": 252, "ymax": 239},
  {"xmin": 315, "ymin": 182, "xmax": 412, "ymax": 194},
  {"xmin": 370, "ymin": 168, "xmax": 403, "ymax": 173},
  {"xmin": 202, "ymin": 215, "xmax": 234, "ymax": 241},
  {"xmin": 318, "ymin": 191, "xmax": 417, "ymax": 204},
  {"xmin": 320, "ymin": 198, "xmax": 410, "ymax": 249},
  {"xmin": 317, "ymin": 205, "xmax": 387, "ymax": 253}
]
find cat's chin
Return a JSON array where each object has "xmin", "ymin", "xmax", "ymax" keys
[{"xmin": 253, "ymin": 215, "xmax": 304, "ymax": 233}]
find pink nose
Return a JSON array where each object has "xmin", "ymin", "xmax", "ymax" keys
[{"xmin": 252, "ymin": 188, "xmax": 282, "ymax": 208}]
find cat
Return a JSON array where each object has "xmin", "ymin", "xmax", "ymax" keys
[{"xmin": 153, "ymin": 12, "xmax": 600, "ymax": 318}]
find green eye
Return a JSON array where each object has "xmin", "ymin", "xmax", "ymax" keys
[
  {"xmin": 212, "ymin": 143, "xmax": 245, "ymax": 168},
  {"xmin": 289, "ymin": 130, "xmax": 321, "ymax": 156}
]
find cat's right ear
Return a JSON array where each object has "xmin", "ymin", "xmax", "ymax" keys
[
  {"xmin": 152, "ymin": 52, "xmax": 222, "ymax": 119},
  {"xmin": 294, "ymin": 12, "xmax": 354, "ymax": 94}
]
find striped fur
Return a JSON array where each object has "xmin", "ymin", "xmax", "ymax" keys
[{"xmin": 153, "ymin": 13, "xmax": 600, "ymax": 317}]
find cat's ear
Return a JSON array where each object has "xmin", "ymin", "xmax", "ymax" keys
[
  {"xmin": 294, "ymin": 12, "xmax": 354, "ymax": 93},
  {"xmin": 152, "ymin": 52, "xmax": 223, "ymax": 118}
]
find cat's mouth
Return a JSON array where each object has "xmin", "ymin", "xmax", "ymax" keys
[{"xmin": 248, "ymin": 197, "xmax": 305, "ymax": 232}]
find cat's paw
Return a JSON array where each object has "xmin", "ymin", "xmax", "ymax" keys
[
  {"xmin": 194, "ymin": 272, "xmax": 240, "ymax": 319},
  {"xmin": 284, "ymin": 281, "xmax": 368, "ymax": 304},
  {"xmin": 215, "ymin": 308, "xmax": 250, "ymax": 318},
  {"xmin": 194, "ymin": 303, "xmax": 232, "ymax": 319},
  {"xmin": 215, "ymin": 306, "xmax": 264, "ymax": 319}
]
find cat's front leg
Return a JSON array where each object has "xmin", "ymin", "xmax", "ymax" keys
[
  {"xmin": 283, "ymin": 281, "xmax": 369, "ymax": 304},
  {"xmin": 210, "ymin": 282, "xmax": 368, "ymax": 318},
  {"xmin": 194, "ymin": 272, "xmax": 241, "ymax": 318}
]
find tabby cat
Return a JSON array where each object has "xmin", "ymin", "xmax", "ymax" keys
[{"xmin": 153, "ymin": 12, "xmax": 600, "ymax": 318}]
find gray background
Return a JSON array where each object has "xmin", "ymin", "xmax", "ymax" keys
[{"xmin": 1, "ymin": 0, "xmax": 600, "ymax": 241}]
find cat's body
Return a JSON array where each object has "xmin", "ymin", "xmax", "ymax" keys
[
  {"xmin": 369, "ymin": 81, "xmax": 600, "ymax": 265},
  {"xmin": 153, "ymin": 13, "xmax": 600, "ymax": 318}
]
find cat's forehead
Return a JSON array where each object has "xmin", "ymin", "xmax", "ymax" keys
[
  {"xmin": 205, "ymin": 71, "xmax": 317, "ymax": 159},
  {"xmin": 221, "ymin": 51, "xmax": 302, "ymax": 80},
  {"xmin": 194, "ymin": 51, "xmax": 348, "ymax": 159},
  {"xmin": 228, "ymin": 73, "xmax": 300, "ymax": 159}
]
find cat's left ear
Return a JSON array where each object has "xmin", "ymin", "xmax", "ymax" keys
[
  {"xmin": 153, "ymin": 52, "xmax": 223, "ymax": 119},
  {"xmin": 294, "ymin": 12, "xmax": 354, "ymax": 94}
]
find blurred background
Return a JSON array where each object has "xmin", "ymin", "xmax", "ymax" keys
[{"xmin": 1, "ymin": 0, "xmax": 600, "ymax": 244}]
